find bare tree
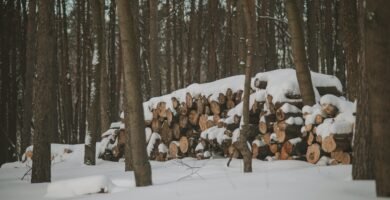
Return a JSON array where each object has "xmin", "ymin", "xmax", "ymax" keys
[
  {"xmin": 364, "ymin": 0, "xmax": 390, "ymax": 196},
  {"xmin": 285, "ymin": 0, "xmax": 316, "ymax": 106},
  {"xmin": 149, "ymin": 0, "xmax": 161, "ymax": 97},
  {"xmin": 117, "ymin": 0, "xmax": 152, "ymax": 186},
  {"xmin": 31, "ymin": 0, "xmax": 56, "ymax": 183},
  {"xmin": 238, "ymin": 0, "xmax": 256, "ymax": 173}
]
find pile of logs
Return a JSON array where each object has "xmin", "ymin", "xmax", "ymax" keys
[
  {"xmin": 144, "ymin": 89, "xmax": 248, "ymax": 161},
  {"xmin": 102, "ymin": 83, "xmax": 353, "ymax": 166},
  {"xmin": 252, "ymin": 94, "xmax": 354, "ymax": 165}
]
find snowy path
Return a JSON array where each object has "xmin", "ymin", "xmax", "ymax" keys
[{"xmin": 0, "ymin": 144, "xmax": 376, "ymax": 200}]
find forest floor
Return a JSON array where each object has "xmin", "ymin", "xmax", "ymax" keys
[{"xmin": 0, "ymin": 144, "xmax": 378, "ymax": 200}]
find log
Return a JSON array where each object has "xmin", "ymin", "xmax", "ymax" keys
[
  {"xmin": 254, "ymin": 78, "xmax": 267, "ymax": 89},
  {"xmin": 322, "ymin": 133, "xmax": 352, "ymax": 153},
  {"xmin": 169, "ymin": 141, "xmax": 180, "ymax": 159},
  {"xmin": 306, "ymin": 143, "xmax": 322, "ymax": 164},
  {"xmin": 179, "ymin": 115, "xmax": 188, "ymax": 129},
  {"xmin": 151, "ymin": 118, "xmax": 162, "ymax": 132},
  {"xmin": 213, "ymin": 114, "xmax": 221, "ymax": 124},
  {"xmin": 226, "ymin": 100, "xmax": 235, "ymax": 110},
  {"xmin": 275, "ymin": 107, "xmax": 301, "ymax": 121},
  {"xmin": 160, "ymin": 121, "xmax": 173, "ymax": 145},
  {"xmin": 157, "ymin": 102, "xmax": 167, "ymax": 118},
  {"xmin": 330, "ymin": 150, "xmax": 351, "ymax": 164},
  {"xmin": 196, "ymin": 98, "xmax": 204, "ymax": 114},
  {"xmin": 252, "ymin": 141, "xmax": 273, "ymax": 160},
  {"xmin": 172, "ymin": 123, "xmax": 181, "ymax": 140},
  {"xmin": 166, "ymin": 109, "xmax": 173, "ymax": 125},
  {"xmin": 322, "ymin": 104, "xmax": 339, "ymax": 118},
  {"xmin": 179, "ymin": 102, "xmax": 188, "ymax": 115},
  {"xmin": 171, "ymin": 97, "xmax": 180, "ymax": 110},
  {"xmin": 198, "ymin": 114, "xmax": 208, "ymax": 131},
  {"xmin": 218, "ymin": 93, "xmax": 226, "ymax": 105},
  {"xmin": 210, "ymin": 101, "xmax": 221, "ymax": 115},
  {"xmin": 226, "ymin": 88, "xmax": 234, "ymax": 100},
  {"xmin": 259, "ymin": 114, "xmax": 276, "ymax": 134},
  {"xmin": 234, "ymin": 90, "xmax": 243, "ymax": 105},
  {"xmin": 226, "ymin": 122, "xmax": 239, "ymax": 132},
  {"xmin": 179, "ymin": 136, "xmax": 189, "ymax": 154},
  {"xmin": 274, "ymin": 122, "xmax": 301, "ymax": 143},
  {"xmin": 316, "ymin": 86, "xmax": 342, "ymax": 97},
  {"xmin": 263, "ymin": 133, "xmax": 271, "ymax": 145},
  {"xmin": 188, "ymin": 110, "xmax": 199, "ymax": 126},
  {"xmin": 307, "ymin": 132, "xmax": 315, "ymax": 145},
  {"xmin": 186, "ymin": 92, "xmax": 193, "ymax": 109}
]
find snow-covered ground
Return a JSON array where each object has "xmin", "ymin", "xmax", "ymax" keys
[{"xmin": 0, "ymin": 144, "xmax": 377, "ymax": 200}]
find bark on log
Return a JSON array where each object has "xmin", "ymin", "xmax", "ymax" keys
[
  {"xmin": 322, "ymin": 133, "xmax": 352, "ymax": 153},
  {"xmin": 259, "ymin": 114, "xmax": 276, "ymax": 134}
]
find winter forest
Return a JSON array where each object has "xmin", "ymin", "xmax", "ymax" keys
[{"xmin": 0, "ymin": 0, "xmax": 389, "ymax": 199}]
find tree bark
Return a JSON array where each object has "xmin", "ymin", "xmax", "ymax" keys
[
  {"xmin": 193, "ymin": 0, "xmax": 203, "ymax": 83},
  {"xmin": 306, "ymin": 0, "xmax": 319, "ymax": 72},
  {"xmin": 365, "ymin": 0, "xmax": 390, "ymax": 196},
  {"xmin": 149, "ymin": 0, "xmax": 161, "ymax": 97},
  {"xmin": 21, "ymin": 0, "xmax": 36, "ymax": 156},
  {"xmin": 285, "ymin": 0, "xmax": 316, "ymax": 106},
  {"xmin": 92, "ymin": 0, "xmax": 109, "ymax": 133},
  {"xmin": 341, "ymin": 0, "xmax": 359, "ymax": 101},
  {"xmin": 31, "ymin": 0, "xmax": 55, "ymax": 183},
  {"xmin": 239, "ymin": 0, "xmax": 255, "ymax": 173},
  {"xmin": 117, "ymin": 0, "xmax": 153, "ymax": 186},
  {"xmin": 207, "ymin": 0, "xmax": 218, "ymax": 82}
]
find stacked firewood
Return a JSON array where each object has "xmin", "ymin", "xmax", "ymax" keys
[
  {"xmin": 102, "ymin": 80, "xmax": 353, "ymax": 166},
  {"xmin": 144, "ymin": 89, "xmax": 248, "ymax": 161},
  {"xmin": 252, "ymin": 94, "xmax": 354, "ymax": 165}
]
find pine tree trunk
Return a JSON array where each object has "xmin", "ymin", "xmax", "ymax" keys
[
  {"xmin": 193, "ymin": 0, "xmax": 203, "ymax": 83},
  {"xmin": 267, "ymin": 0, "xmax": 277, "ymax": 70},
  {"xmin": 239, "ymin": 0, "xmax": 255, "ymax": 173},
  {"xmin": 108, "ymin": 0, "xmax": 118, "ymax": 122},
  {"xmin": 341, "ymin": 0, "xmax": 359, "ymax": 101},
  {"xmin": 365, "ymin": 0, "xmax": 390, "ymax": 196},
  {"xmin": 285, "ymin": 0, "xmax": 316, "ymax": 106},
  {"xmin": 117, "ymin": 0, "xmax": 152, "ymax": 186},
  {"xmin": 324, "ymin": 0, "xmax": 334, "ymax": 75},
  {"xmin": 207, "ymin": 0, "xmax": 218, "ymax": 82},
  {"xmin": 186, "ymin": 0, "xmax": 195, "ymax": 86},
  {"xmin": 306, "ymin": 0, "xmax": 319, "ymax": 72},
  {"xmin": 32, "ymin": 0, "xmax": 55, "ymax": 183},
  {"xmin": 21, "ymin": 0, "xmax": 36, "ymax": 156},
  {"xmin": 149, "ymin": 0, "xmax": 161, "ymax": 97},
  {"xmin": 92, "ymin": 0, "xmax": 109, "ymax": 133},
  {"xmin": 165, "ymin": 0, "xmax": 172, "ymax": 92}
]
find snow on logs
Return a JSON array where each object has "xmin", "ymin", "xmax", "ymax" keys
[{"xmin": 100, "ymin": 69, "xmax": 353, "ymax": 166}]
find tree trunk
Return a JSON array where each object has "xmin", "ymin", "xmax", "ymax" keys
[
  {"xmin": 193, "ymin": 0, "xmax": 203, "ymax": 83},
  {"xmin": 149, "ymin": 0, "xmax": 161, "ymax": 97},
  {"xmin": 365, "ymin": 0, "xmax": 390, "ymax": 196},
  {"xmin": 92, "ymin": 0, "xmax": 109, "ymax": 133},
  {"xmin": 239, "ymin": 0, "xmax": 255, "ymax": 173},
  {"xmin": 118, "ymin": 0, "xmax": 153, "ymax": 186},
  {"xmin": 84, "ymin": 0, "xmax": 104, "ymax": 166},
  {"xmin": 186, "ymin": 0, "xmax": 195, "ymax": 86},
  {"xmin": 207, "ymin": 0, "xmax": 218, "ymax": 82},
  {"xmin": 285, "ymin": 0, "xmax": 316, "ymax": 106},
  {"xmin": 267, "ymin": 0, "xmax": 277, "ymax": 70},
  {"xmin": 21, "ymin": 0, "xmax": 36, "ymax": 156},
  {"xmin": 108, "ymin": 0, "xmax": 118, "ymax": 122},
  {"xmin": 306, "ymin": 0, "xmax": 319, "ymax": 72},
  {"xmin": 31, "ymin": 0, "xmax": 55, "ymax": 183},
  {"xmin": 165, "ymin": 0, "xmax": 172, "ymax": 92},
  {"xmin": 341, "ymin": 0, "xmax": 359, "ymax": 101},
  {"xmin": 324, "ymin": 0, "xmax": 334, "ymax": 75}
]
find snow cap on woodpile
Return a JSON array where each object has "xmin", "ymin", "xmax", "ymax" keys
[{"xmin": 252, "ymin": 69, "xmax": 343, "ymax": 104}]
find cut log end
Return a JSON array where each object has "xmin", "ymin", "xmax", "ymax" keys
[{"xmin": 306, "ymin": 143, "xmax": 321, "ymax": 164}]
